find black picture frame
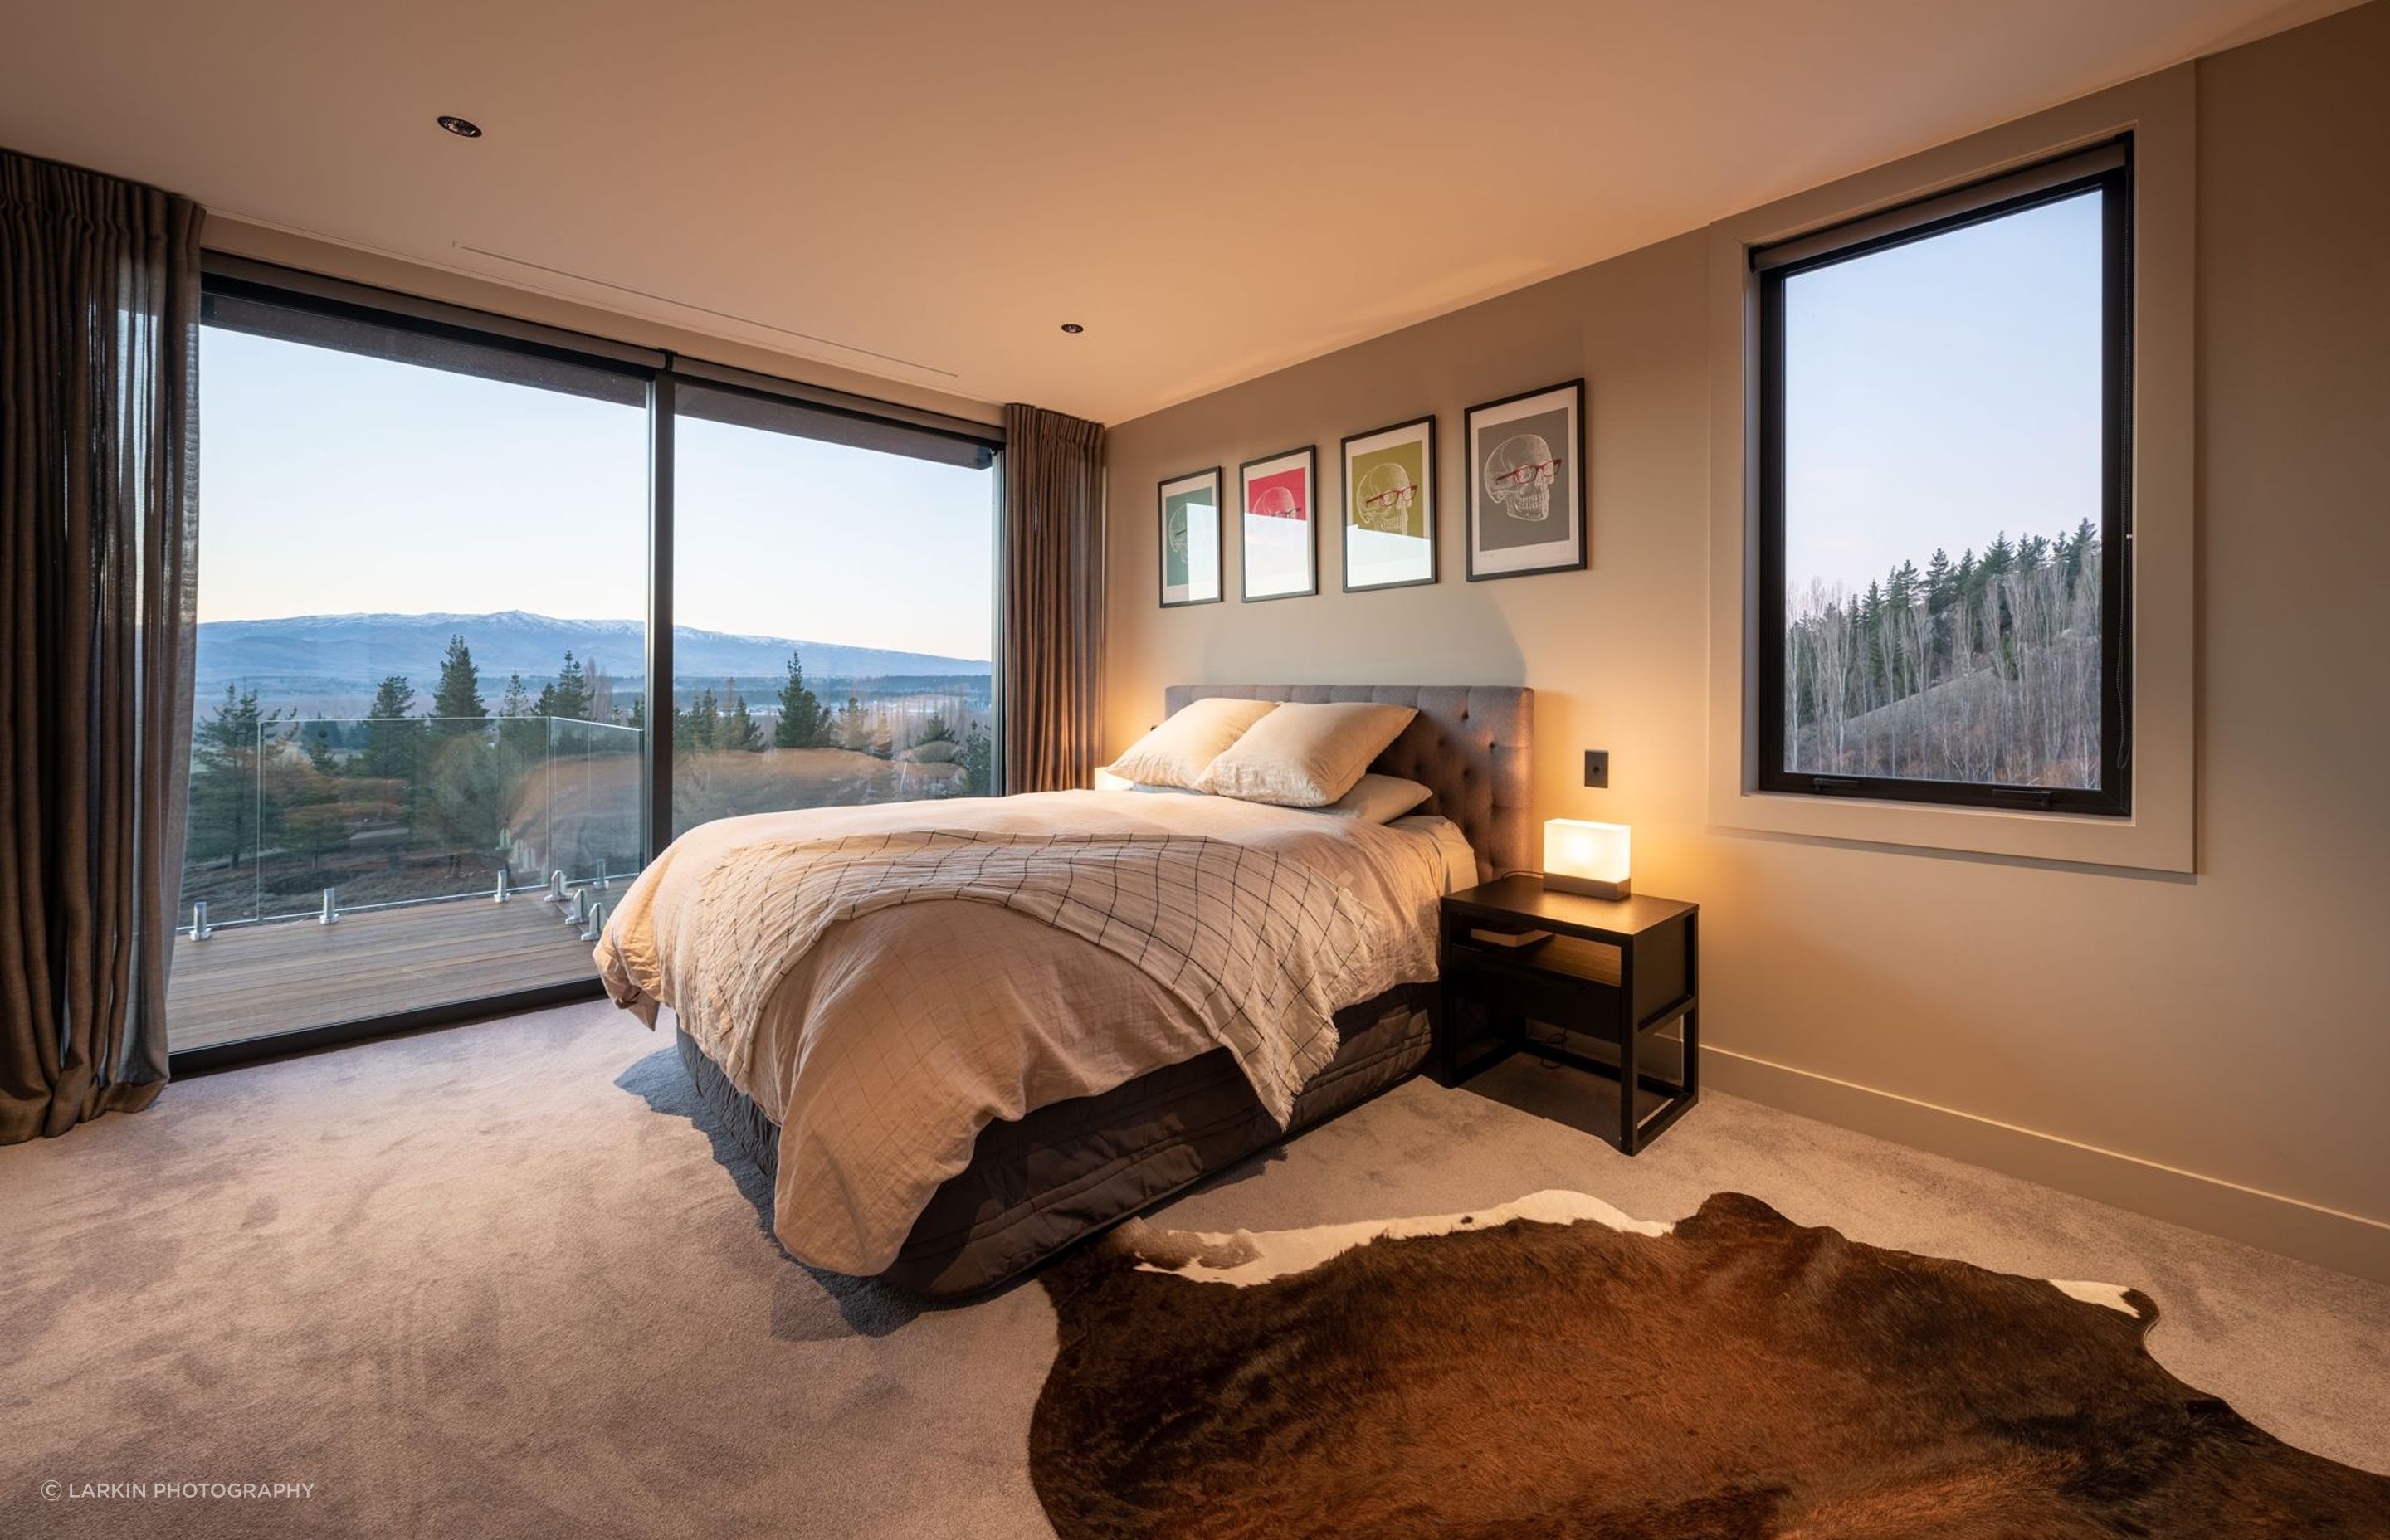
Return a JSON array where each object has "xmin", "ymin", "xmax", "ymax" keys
[
  {"xmin": 1237, "ymin": 445, "xmax": 1319, "ymax": 602},
  {"xmin": 1465, "ymin": 379, "xmax": 1586, "ymax": 581},
  {"xmin": 1157, "ymin": 465, "xmax": 1224, "ymax": 607},
  {"xmin": 1339, "ymin": 415, "xmax": 1438, "ymax": 592}
]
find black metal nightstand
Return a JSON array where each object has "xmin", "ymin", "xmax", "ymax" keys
[{"xmin": 1434, "ymin": 876, "xmax": 1700, "ymax": 1154}]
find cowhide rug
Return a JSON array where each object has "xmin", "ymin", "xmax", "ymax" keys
[{"xmin": 1030, "ymin": 1191, "xmax": 2390, "ymax": 1539}]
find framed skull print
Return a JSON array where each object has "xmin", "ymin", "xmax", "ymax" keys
[
  {"xmin": 1158, "ymin": 466, "xmax": 1223, "ymax": 607},
  {"xmin": 1238, "ymin": 446, "xmax": 1318, "ymax": 601},
  {"xmin": 1465, "ymin": 380, "xmax": 1584, "ymax": 580},
  {"xmin": 1340, "ymin": 416, "xmax": 1436, "ymax": 592}
]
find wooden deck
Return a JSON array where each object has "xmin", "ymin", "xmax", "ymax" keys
[{"xmin": 167, "ymin": 895, "xmax": 605, "ymax": 1050}]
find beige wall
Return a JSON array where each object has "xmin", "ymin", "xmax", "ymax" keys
[
  {"xmin": 205, "ymin": 219, "xmax": 1004, "ymax": 430},
  {"xmin": 1102, "ymin": 2, "xmax": 2390, "ymax": 1279}
]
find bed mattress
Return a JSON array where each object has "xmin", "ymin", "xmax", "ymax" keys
[{"xmin": 676, "ymin": 982, "xmax": 1433, "ymax": 1296}]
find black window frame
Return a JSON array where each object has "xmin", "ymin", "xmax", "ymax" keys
[
  {"xmin": 1753, "ymin": 140, "xmax": 2134, "ymax": 817},
  {"xmin": 176, "ymin": 256, "xmax": 1006, "ymax": 1074}
]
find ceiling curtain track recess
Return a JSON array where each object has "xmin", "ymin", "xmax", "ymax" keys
[
  {"xmin": 0, "ymin": 148, "xmax": 203, "ymax": 1140},
  {"xmin": 1000, "ymin": 404, "xmax": 1107, "ymax": 794}
]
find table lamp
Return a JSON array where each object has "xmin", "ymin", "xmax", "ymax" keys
[{"xmin": 1542, "ymin": 819, "xmax": 1631, "ymax": 899}]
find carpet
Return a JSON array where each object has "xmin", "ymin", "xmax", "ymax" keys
[
  {"xmin": 1032, "ymin": 1190, "xmax": 2390, "ymax": 1539},
  {"xmin": 1, "ymin": 1002, "xmax": 2383, "ymax": 1538}
]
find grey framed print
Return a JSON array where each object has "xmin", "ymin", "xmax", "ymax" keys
[
  {"xmin": 1341, "ymin": 416, "xmax": 1436, "ymax": 591},
  {"xmin": 1465, "ymin": 380, "xmax": 1585, "ymax": 580},
  {"xmin": 1238, "ymin": 446, "xmax": 1318, "ymax": 602},
  {"xmin": 1158, "ymin": 466, "xmax": 1224, "ymax": 607}
]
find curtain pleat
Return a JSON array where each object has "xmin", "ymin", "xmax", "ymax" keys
[
  {"xmin": 1, "ymin": 148, "xmax": 202, "ymax": 1141},
  {"xmin": 999, "ymin": 404, "xmax": 1106, "ymax": 794}
]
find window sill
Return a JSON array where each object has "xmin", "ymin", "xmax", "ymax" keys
[{"xmin": 1707, "ymin": 782, "xmax": 2191, "ymax": 874}]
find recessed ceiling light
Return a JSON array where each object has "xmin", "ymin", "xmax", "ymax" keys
[
  {"xmin": 1060, "ymin": 322, "xmax": 1085, "ymax": 334},
  {"xmin": 437, "ymin": 115, "xmax": 484, "ymax": 139}
]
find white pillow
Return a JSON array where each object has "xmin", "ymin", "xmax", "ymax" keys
[
  {"xmin": 1093, "ymin": 764, "xmax": 1201, "ymax": 795},
  {"xmin": 1106, "ymin": 698, "xmax": 1278, "ymax": 790},
  {"xmin": 1308, "ymin": 774, "xmax": 1433, "ymax": 823},
  {"xmin": 1196, "ymin": 701, "xmax": 1417, "ymax": 807}
]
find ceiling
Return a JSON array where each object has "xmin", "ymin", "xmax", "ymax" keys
[{"xmin": 0, "ymin": 0, "xmax": 2355, "ymax": 423}]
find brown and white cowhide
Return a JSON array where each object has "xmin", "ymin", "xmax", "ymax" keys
[{"xmin": 1030, "ymin": 1191, "xmax": 2390, "ymax": 1539}]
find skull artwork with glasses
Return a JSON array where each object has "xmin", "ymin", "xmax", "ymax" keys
[
  {"xmin": 1485, "ymin": 433, "xmax": 1560, "ymax": 522},
  {"xmin": 1249, "ymin": 484, "xmax": 1300, "ymax": 519},
  {"xmin": 1354, "ymin": 460, "xmax": 1416, "ymax": 534}
]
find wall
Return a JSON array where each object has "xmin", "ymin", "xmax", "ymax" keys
[
  {"xmin": 206, "ymin": 218, "xmax": 1003, "ymax": 430},
  {"xmin": 1101, "ymin": 2, "xmax": 2390, "ymax": 1279}
]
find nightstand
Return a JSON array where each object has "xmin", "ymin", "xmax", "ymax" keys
[{"xmin": 1434, "ymin": 876, "xmax": 1699, "ymax": 1154}]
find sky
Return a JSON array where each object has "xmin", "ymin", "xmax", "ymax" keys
[
  {"xmin": 1783, "ymin": 188, "xmax": 2104, "ymax": 601},
  {"xmin": 198, "ymin": 329, "xmax": 996, "ymax": 660}
]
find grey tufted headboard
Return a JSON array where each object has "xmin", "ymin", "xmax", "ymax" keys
[{"xmin": 1162, "ymin": 685, "xmax": 1532, "ymax": 886}]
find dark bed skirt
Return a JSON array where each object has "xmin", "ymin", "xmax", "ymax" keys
[{"xmin": 674, "ymin": 985, "xmax": 1435, "ymax": 1297}]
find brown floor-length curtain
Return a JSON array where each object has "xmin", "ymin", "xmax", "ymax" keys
[
  {"xmin": 1, "ymin": 150, "xmax": 203, "ymax": 1142},
  {"xmin": 1000, "ymin": 404, "xmax": 1106, "ymax": 794}
]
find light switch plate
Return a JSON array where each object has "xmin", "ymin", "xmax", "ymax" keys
[{"xmin": 1583, "ymin": 749, "xmax": 1609, "ymax": 789}]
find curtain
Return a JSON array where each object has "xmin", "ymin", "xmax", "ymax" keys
[
  {"xmin": 1000, "ymin": 404, "xmax": 1105, "ymax": 794},
  {"xmin": 1, "ymin": 149, "xmax": 203, "ymax": 1142}
]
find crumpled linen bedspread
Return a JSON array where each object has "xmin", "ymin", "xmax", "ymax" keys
[{"xmin": 594, "ymin": 790, "xmax": 1471, "ymax": 1274}]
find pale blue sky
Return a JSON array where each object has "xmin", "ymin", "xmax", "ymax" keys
[
  {"xmin": 198, "ymin": 329, "xmax": 996, "ymax": 660},
  {"xmin": 1783, "ymin": 189, "xmax": 2104, "ymax": 601}
]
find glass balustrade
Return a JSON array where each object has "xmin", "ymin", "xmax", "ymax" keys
[{"xmin": 167, "ymin": 714, "xmax": 646, "ymax": 1050}]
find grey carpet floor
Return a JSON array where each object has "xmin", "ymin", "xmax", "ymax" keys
[{"xmin": 3, "ymin": 999, "xmax": 2384, "ymax": 1538}]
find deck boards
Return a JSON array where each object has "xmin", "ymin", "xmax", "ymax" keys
[{"xmin": 167, "ymin": 896, "xmax": 605, "ymax": 1050}]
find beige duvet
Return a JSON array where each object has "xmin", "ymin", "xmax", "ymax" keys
[{"xmin": 593, "ymin": 790, "xmax": 1472, "ymax": 1275}]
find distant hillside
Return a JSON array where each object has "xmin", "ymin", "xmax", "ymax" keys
[{"xmin": 196, "ymin": 611, "xmax": 988, "ymax": 704}]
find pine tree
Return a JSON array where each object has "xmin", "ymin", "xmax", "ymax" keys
[
  {"xmin": 430, "ymin": 634, "xmax": 487, "ymax": 735},
  {"xmin": 1923, "ymin": 548, "xmax": 1956, "ymax": 674},
  {"xmin": 720, "ymin": 680, "xmax": 761, "ymax": 752},
  {"xmin": 963, "ymin": 721, "xmax": 993, "ymax": 797},
  {"xmin": 501, "ymin": 672, "xmax": 530, "ymax": 717},
  {"xmin": 533, "ymin": 650, "xmax": 590, "ymax": 721},
  {"xmin": 675, "ymin": 688, "xmax": 720, "ymax": 753},
  {"xmin": 2063, "ymin": 516, "xmax": 2098, "ymax": 588},
  {"xmin": 1980, "ymin": 532, "xmax": 2015, "ymax": 582},
  {"xmin": 1924, "ymin": 548, "xmax": 1953, "ymax": 611},
  {"xmin": 773, "ymin": 651, "xmax": 830, "ymax": 748},
  {"xmin": 188, "ymin": 684, "xmax": 286, "ymax": 870}
]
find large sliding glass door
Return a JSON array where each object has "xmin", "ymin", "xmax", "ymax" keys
[
  {"xmin": 171, "ymin": 285, "xmax": 653, "ymax": 1054},
  {"xmin": 168, "ymin": 267, "xmax": 1003, "ymax": 1061},
  {"xmin": 668, "ymin": 382, "xmax": 998, "ymax": 836}
]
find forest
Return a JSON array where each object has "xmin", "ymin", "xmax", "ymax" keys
[
  {"xmin": 1783, "ymin": 519, "xmax": 2105, "ymax": 789},
  {"xmin": 183, "ymin": 636, "xmax": 993, "ymax": 924}
]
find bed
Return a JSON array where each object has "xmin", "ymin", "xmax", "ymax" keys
[{"xmin": 599, "ymin": 684, "xmax": 1531, "ymax": 1296}]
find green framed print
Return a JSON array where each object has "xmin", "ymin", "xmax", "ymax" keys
[
  {"xmin": 1158, "ymin": 466, "xmax": 1223, "ymax": 607},
  {"xmin": 1341, "ymin": 415, "xmax": 1436, "ymax": 591}
]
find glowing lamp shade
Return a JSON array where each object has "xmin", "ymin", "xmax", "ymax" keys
[
  {"xmin": 1543, "ymin": 819, "xmax": 1631, "ymax": 899},
  {"xmin": 1092, "ymin": 763, "xmax": 1135, "ymax": 792}
]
